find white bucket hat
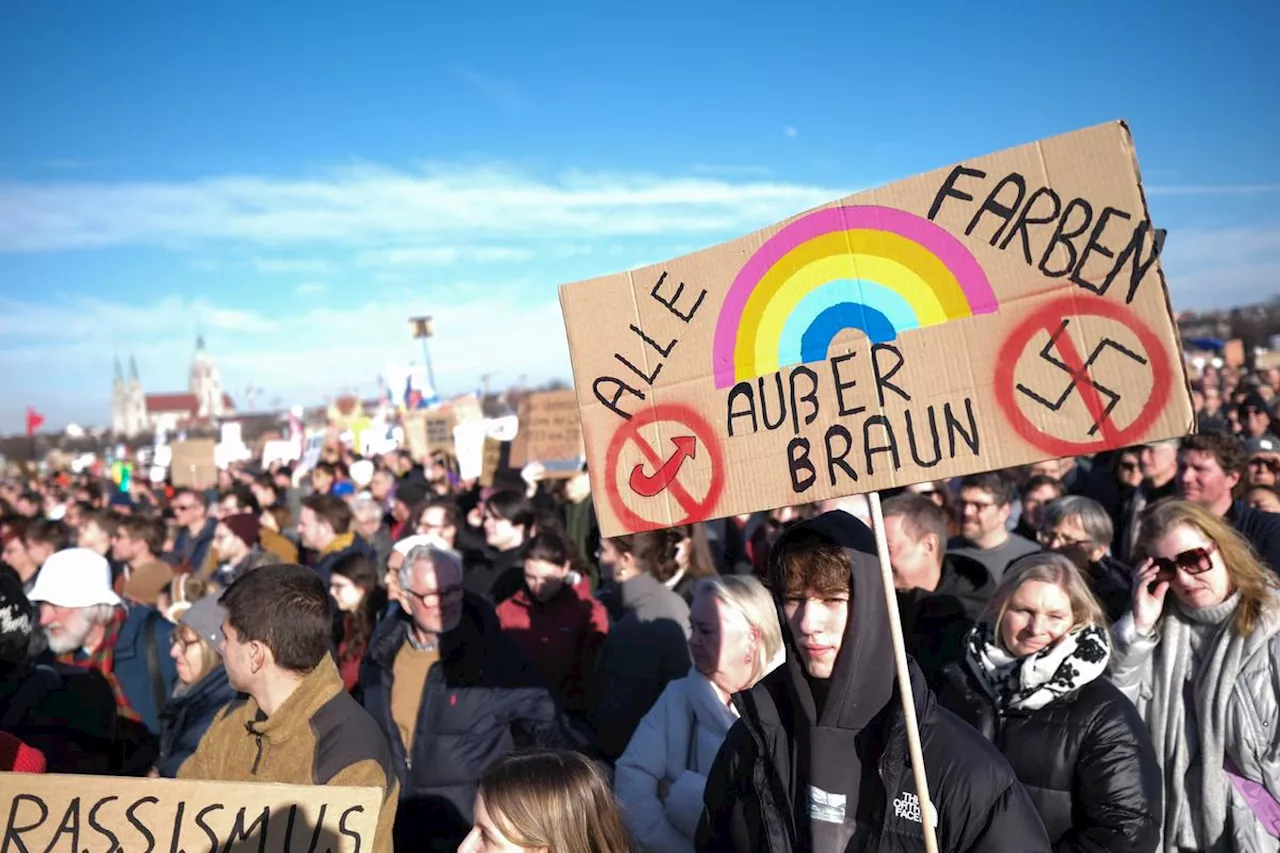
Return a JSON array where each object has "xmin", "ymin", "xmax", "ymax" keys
[{"xmin": 27, "ymin": 548, "xmax": 122, "ymax": 609}]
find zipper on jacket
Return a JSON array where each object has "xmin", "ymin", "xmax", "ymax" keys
[{"xmin": 251, "ymin": 732, "xmax": 264, "ymax": 775}]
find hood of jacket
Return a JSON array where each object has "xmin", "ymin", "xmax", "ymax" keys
[
  {"xmin": 619, "ymin": 571, "xmax": 663, "ymax": 608},
  {"xmin": 767, "ymin": 511, "xmax": 895, "ymax": 731},
  {"xmin": 764, "ymin": 510, "xmax": 901, "ymax": 851}
]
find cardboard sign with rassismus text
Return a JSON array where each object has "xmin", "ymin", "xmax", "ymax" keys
[
  {"xmin": 559, "ymin": 121, "xmax": 1193, "ymax": 537},
  {"xmin": 0, "ymin": 773, "xmax": 382, "ymax": 853}
]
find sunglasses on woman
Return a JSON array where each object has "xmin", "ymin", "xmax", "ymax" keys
[{"xmin": 1153, "ymin": 542, "xmax": 1217, "ymax": 580}]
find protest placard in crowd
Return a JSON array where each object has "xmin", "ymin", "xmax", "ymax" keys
[
  {"xmin": 509, "ymin": 389, "xmax": 584, "ymax": 477},
  {"xmin": 0, "ymin": 773, "xmax": 382, "ymax": 853},
  {"xmin": 559, "ymin": 121, "xmax": 1194, "ymax": 536}
]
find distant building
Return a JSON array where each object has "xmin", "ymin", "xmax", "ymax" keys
[{"xmin": 111, "ymin": 337, "xmax": 235, "ymax": 438}]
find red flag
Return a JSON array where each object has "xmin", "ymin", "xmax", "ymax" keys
[{"xmin": 25, "ymin": 407, "xmax": 45, "ymax": 437}]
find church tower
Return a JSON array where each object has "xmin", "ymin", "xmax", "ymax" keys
[
  {"xmin": 126, "ymin": 355, "xmax": 146, "ymax": 436},
  {"xmin": 111, "ymin": 356, "xmax": 125, "ymax": 435},
  {"xmin": 190, "ymin": 335, "xmax": 226, "ymax": 419}
]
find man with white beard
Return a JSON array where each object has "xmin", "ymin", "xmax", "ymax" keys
[{"xmin": 29, "ymin": 548, "xmax": 178, "ymax": 737}]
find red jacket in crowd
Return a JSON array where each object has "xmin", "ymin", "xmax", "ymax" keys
[{"xmin": 496, "ymin": 574, "xmax": 609, "ymax": 713}]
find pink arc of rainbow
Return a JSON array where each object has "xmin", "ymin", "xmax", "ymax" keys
[{"xmin": 711, "ymin": 205, "xmax": 998, "ymax": 388}]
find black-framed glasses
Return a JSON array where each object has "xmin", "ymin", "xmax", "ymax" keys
[
  {"xmin": 1037, "ymin": 529, "xmax": 1094, "ymax": 549},
  {"xmin": 1249, "ymin": 457, "xmax": 1280, "ymax": 474},
  {"xmin": 1153, "ymin": 542, "xmax": 1217, "ymax": 580},
  {"xmin": 403, "ymin": 585, "xmax": 464, "ymax": 607}
]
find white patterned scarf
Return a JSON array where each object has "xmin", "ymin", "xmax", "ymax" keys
[{"xmin": 965, "ymin": 623, "xmax": 1111, "ymax": 711}]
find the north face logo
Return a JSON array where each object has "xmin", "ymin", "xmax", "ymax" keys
[{"xmin": 893, "ymin": 791, "xmax": 921, "ymax": 823}]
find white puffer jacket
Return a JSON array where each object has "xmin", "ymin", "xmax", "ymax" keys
[{"xmin": 614, "ymin": 668, "xmax": 738, "ymax": 853}]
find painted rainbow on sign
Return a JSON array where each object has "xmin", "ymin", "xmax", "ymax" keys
[{"xmin": 711, "ymin": 205, "xmax": 999, "ymax": 388}]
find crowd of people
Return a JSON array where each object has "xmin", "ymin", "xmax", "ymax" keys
[{"xmin": 2, "ymin": 361, "xmax": 1280, "ymax": 852}]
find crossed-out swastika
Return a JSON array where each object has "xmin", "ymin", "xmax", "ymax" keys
[
  {"xmin": 1016, "ymin": 318, "xmax": 1149, "ymax": 438},
  {"xmin": 993, "ymin": 295, "xmax": 1174, "ymax": 458}
]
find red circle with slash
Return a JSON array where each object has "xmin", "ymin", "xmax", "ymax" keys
[
  {"xmin": 994, "ymin": 295, "xmax": 1174, "ymax": 458},
  {"xmin": 604, "ymin": 403, "xmax": 725, "ymax": 532}
]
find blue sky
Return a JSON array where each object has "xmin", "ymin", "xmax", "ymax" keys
[{"xmin": 1, "ymin": 0, "xmax": 1276, "ymax": 433}]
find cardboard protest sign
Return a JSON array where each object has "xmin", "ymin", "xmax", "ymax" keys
[
  {"xmin": 168, "ymin": 439, "xmax": 217, "ymax": 489},
  {"xmin": 403, "ymin": 411, "xmax": 456, "ymax": 461},
  {"xmin": 559, "ymin": 121, "xmax": 1194, "ymax": 537},
  {"xmin": 0, "ymin": 773, "xmax": 382, "ymax": 853},
  {"xmin": 480, "ymin": 436, "xmax": 504, "ymax": 487},
  {"xmin": 510, "ymin": 390, "xmax": 585, "ymax": 476}
]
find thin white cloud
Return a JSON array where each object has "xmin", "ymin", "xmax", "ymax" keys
[
  {"xmin": 1147, "ymin": 183, "xmax": 1280, "ymax": 196},
  {"xmin": 449, "ymin": 66, "xmax": 529, "ymax": 113},
  {"xmin": 0, "ymin": 163, "xmax": 845, "ymax": 252},
  {"xmin": 354, "ymin": 245, "xmax": 535, "ymax": 267},
  {"xmin": 784, "ymin": 126, "xmax": 798, "ymax": 139},
  {"xmin": 295, "ymin": 282, "xmax": 327, "ymax": 296},
  {"xmin": 252, "ymin": 257, "xmax": 338, "ymax": 275},
  {"xmin": 691, "ymin": 164, "xmax": 773, "ymax": 178}
]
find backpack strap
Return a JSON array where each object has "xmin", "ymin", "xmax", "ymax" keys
[
  {"xmin": 0, "ymin": 665, "xmax": 63, "ymax": 729},
  {"xmin": 142, "ymin": 609, "xmax": 167, "ymax": 721}
]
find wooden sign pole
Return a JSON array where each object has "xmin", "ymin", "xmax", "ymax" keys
[{"xmin": 868, "ymin": 491, "xmax": 939, "ymax": 853}]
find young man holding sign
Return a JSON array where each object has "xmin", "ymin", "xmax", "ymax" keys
[
  {"xmin": 696, "ymin": 511, "xmax": 1049, "ymax": 852},
  {"xmin": 179, "ymin": 564, "xmax": 398, "ymax": 853}
]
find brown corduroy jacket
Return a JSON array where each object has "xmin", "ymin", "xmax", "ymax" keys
[{"xmin": 179, "ymin": 655, "xmax": 398, "ymax": 853}]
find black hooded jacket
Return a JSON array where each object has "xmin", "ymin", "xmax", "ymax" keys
[
  {"xmin": 695, "ymin": 511, "xmax": 1050, "ymax": 853},
  {"xmin": 897, "ymin": 553, "xmax": 995, "ymax": 688}
]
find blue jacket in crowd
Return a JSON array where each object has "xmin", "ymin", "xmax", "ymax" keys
[
  {"xmin": 156, "ymin": 665, "xmax": 236, "ymax": 777},
  {"xmin": 113, "ymin": 604, "xmax": 179, "ymax": 734}
]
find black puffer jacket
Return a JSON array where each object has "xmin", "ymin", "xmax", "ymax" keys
[
  {"xmin": 937, "ymin": 661, "xmax": 1161, "ymax": 852},
  {"xmin": 360, "ymin": 593, "xmax": 580, "ymax": 852},
  {"xmin": 695, "ymin": 511, "xmax": 1051, "ymax": 853}
]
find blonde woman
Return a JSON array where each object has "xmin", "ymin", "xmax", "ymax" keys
[
  {"xmin": 614, "ymin": 576, "xmax": 783, "ymax": 853},
  {"xmin": 1111, "ymin": 499, "xmax": 1280, "ymax": 850},
  {"xmin": 154, "ymin": 595, "xmax": 236, "ymax": 777},
  {"xmin": 460, "ymin": 749, "xmax": 630, "ymax": 853},
  {"xmin": 938, "ymin": 552, "xmax": 1161, "ymax": 851}
]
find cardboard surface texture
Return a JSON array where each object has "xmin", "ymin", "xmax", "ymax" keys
[
  {"xmin": 480, "ymin": 436, "xmax": 504, "ymax": 487},
  {"xmin": 510, "ymin": 389, "xmax": 585, "ymax": 476},
  {"xmin": 404, "ymin": 411, "xmax": 457, "ymax": 460},
  {"xmin": 559, "ymin": 121, "xmax": 1193, "ymax": 537},
  {"xmin": 169, "ymin": 439, "xmax": 217, "ymax": 489},
  {"xmin": 0, "ymin": 773, "xmax": 381, "ymax": 853}
]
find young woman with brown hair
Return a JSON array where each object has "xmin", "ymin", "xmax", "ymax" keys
[{"xmin": 460, "ymin": 749, "xmax": 630, "ymax": 853}]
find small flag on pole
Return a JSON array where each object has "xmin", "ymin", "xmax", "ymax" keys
[{"xmin": 25, "ymin": 407, "xmax": 45, "ymax": 437}]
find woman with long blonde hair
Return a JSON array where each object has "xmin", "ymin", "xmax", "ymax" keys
[
  {"xmin": 1110, "ymin": 499, "xmax": 1280, "ymax": 850},
  {"xmin": 937, "ymin": 552, "xmax": 1161, "ymax": 851},
  {"xmin": 459, "ymin": 749, "xmax": 631, "ymax": 853}
]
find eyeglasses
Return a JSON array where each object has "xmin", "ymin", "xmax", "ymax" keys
[
  {"xmin": 169, "ymin": 633, "xmax": 201, "ymax": 651},
  {"xmin": 1153, "ymin": 542, "xmax": 1218, "ymax": 580},
  {"xmin": 1118, "ymin": 461, "xmax": 1141, "ymax": 473},
  {"xmin": 1249, "ymin": 458, "xmax": 1280, "ymax": 473},
  {"xmin": 1037, "ymin": 529, "xmax": 1095, "ymax": 549},
  {"xmin": 958, "ymin": 500, "xmax": 997, "ymax": 512},
  {"xmin": 403, "ymin": 585, "xmax": 464, "ymax": 607}
]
